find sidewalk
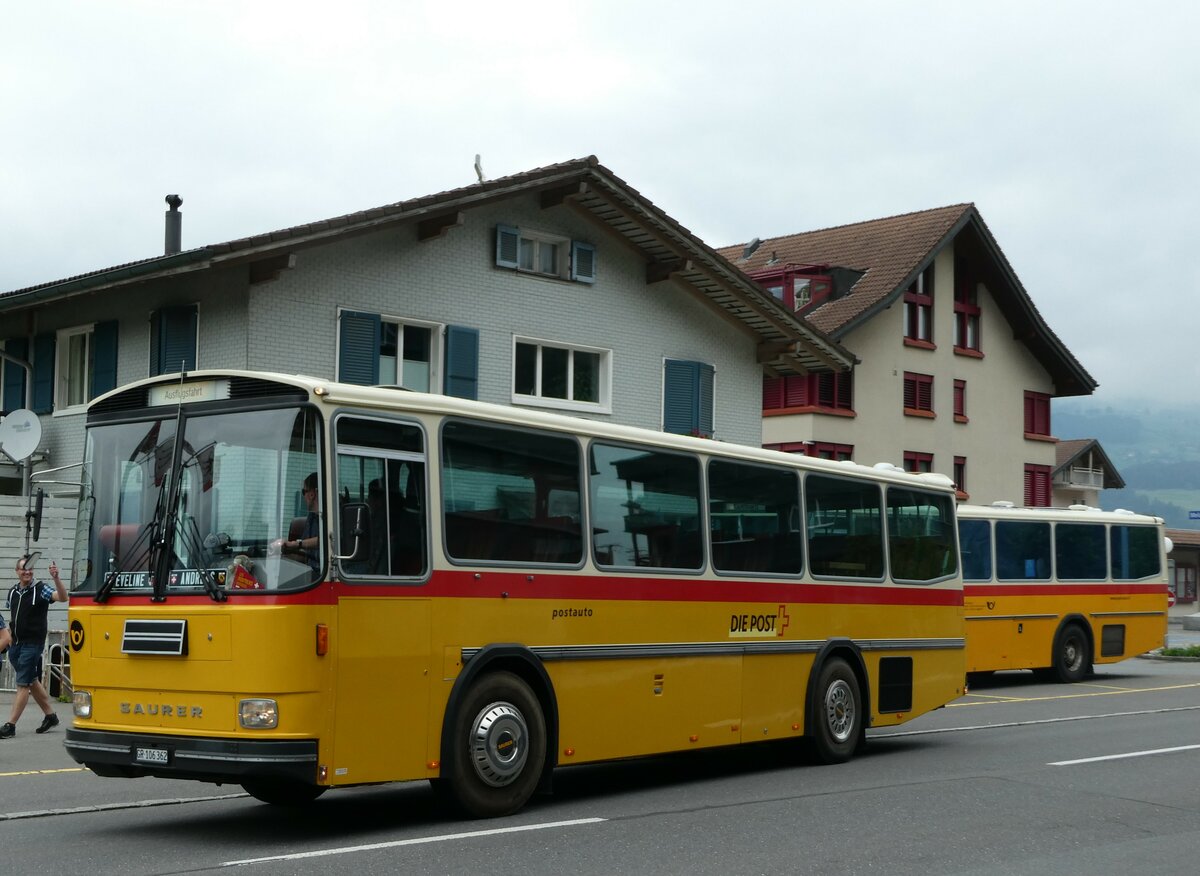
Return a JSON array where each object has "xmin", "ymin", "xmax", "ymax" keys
[{"xmin": 0, "ymin": 691, "xmax": 76, "ymax": 772}]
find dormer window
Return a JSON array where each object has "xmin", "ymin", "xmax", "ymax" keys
[{"xmin": 750, "ymin": 265, "xmax": 832, "ymax": 314}]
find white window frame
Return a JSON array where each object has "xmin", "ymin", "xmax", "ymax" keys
[
  {"xmin": 518, "ymin": 229, "xmax": 569, "ymax": 279},
  {"xmin": 380, "ymin": 315, "xmax": 444, "ymax": 392},
  {"xmin": 511, "ymin": 335, "xmax": 612, "ymax": 414},
  {"xmin": 54, "ymin": 323, "xmax": 94, "ymax": 415}
]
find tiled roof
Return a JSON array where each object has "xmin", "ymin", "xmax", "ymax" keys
[
  {"xmin": 0, "ymin": 156, "xmax": 854, "ymax": 376},
  {"xmin": 718, "ymin": 204, "xmax": 1097, "ymax": 397},
  {"xmin": 717, "ymin": 204, "xmax": 971, "ymax": 336},
  {"xmin": 1167, "ymin": 528, "xmax": 1200, "ymax": 547}
]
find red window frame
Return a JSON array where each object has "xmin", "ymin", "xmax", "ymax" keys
[
  {"xmin": 1024, "ymin": 463, "xmax": 1052, "ymax": 507},
  {"xmin": 953, "ymin": 456, "xmax": 967, "ymax": 498},
  {"xmin": 903, "ymin": 266, "xmax": 934, "ymax": 346},
  {"xmin": 903, "ymin": 371, "xmax": 934, "ymax": 416},
  {"xmin": 904, "ymin": 450, "xmax": 934, "ymax": 474},
  {"xmin": 1024, "ymin": 391, "xmax": 1052, "ymax": 437},
  {"xmin": 953, "ymin": 379, "xmax": 967, "ymax": 422},
  {"xmin": 750, "ymin": 265, "xmax": 833, "ymax": 314},
  {"xmin": 762, "ymin": 372, "xmax": 853, "ymax": 413},
  {"xmin": 954, "ymin": 258, "xmax": 982, "ymax": 354}
]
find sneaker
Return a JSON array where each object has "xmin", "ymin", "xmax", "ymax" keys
[
  {"xmin": 35, "ymin": 714, "xmax": 59, "ymax": 734},
  {"xmin": 0, "ymin": 723, "xmax": 13, "ymax": 739}
]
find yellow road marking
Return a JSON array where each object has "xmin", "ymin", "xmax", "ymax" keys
[
  {"xmin": 0, "ymin": 768, "xmax": 87, "ymax": 778},
  {"xmin": 949, "ymin": 681, "xmax": 1200, "ymax": 707}
]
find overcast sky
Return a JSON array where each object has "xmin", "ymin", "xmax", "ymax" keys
[{"xmin": 2, "ymin": 2, "xmax": 1195, "ymax": 409}]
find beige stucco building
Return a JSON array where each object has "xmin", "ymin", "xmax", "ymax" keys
[{"xmin": 720, "ymin": 204, "xmax": 1097, "ymax": 506}]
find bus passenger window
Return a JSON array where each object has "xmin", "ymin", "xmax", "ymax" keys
[{"xmin": 995, "ymin": 521, "xmax": 1050, "ymax": 580}]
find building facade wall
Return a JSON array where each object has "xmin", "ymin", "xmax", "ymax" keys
[{"xmin": 763, "ymin": 242, "xmax": 1059, "ymax": 504}]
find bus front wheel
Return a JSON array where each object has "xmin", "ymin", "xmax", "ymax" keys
[
  {"xmin": 444, "ymin": 671, "xmax": 546, "ymax": 818},
  {"xmin": 809, "ymin": 657, "xmax": 862, "ymax": 764},
  {"xmin": 1052, "ymin": 624, "xmax": 1091, "ymax": 683}
]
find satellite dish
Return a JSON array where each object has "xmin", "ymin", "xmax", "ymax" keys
[{"xmin": 0, "ymin": 409, "xmax": 42, "ymax": 462}]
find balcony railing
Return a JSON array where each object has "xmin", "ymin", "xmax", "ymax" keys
[{"xmin": 1055, "ymin": 466, "xmax": 1104, "ymax": 489}]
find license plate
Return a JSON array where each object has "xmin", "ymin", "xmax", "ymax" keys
[{"xmin": 136, "ymin": 747, "xmax": 169, "ymax": 764}]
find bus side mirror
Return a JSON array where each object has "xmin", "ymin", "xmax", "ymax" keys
[{"xmin": 336, "ymin": 503, "xmax": 369, "ymax": 563}]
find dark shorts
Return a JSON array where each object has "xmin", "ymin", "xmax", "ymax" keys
[{"xmin": 8, "ymin": 640, "xmax": 44, "ymax": 687}]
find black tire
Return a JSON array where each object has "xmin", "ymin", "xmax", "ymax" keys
[
  {"xmin": 241, "ymin": 778, "xmax": 327, "ymax": 806},
  {"xmin": 1052, "ymin": 624, "xmax": 1091, "ymax": 683},
  {"xmin": 444, "ymin": 671, "xmax": 546, "ymax": 818},
  {"xmin": 809, "ymin": 657, "xmax": 862, "ymax": 764}
]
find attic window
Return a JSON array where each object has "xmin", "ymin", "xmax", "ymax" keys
[
  {"xmin": 495, "ymin": 225, "xmax": 596, "ymax": 283},
  {"xmin": 749, "ymin": 265, "xmax": 832, "ymax": 314}
]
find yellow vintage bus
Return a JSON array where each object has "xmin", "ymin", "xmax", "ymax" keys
[
  {"xmin": 65, "ymin": 370, "xmax": 964, "ymax": 817},
  {"xmin": 957, "ymin": 503, "xmax": 1170, "ymax": 682}
]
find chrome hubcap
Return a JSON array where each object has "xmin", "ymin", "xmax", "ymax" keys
[
  {"xmin": 469, "ymin": 702, "xmax": 528, "ymax": 787},
  {"xmin": 824, "ymin": 679, "xmax": 855, "ymax": 743}
]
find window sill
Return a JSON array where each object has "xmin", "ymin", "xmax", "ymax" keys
[
  {"xmin": 903, "ymin": 408, "xmax": 936, "ymax": 419},
  {"xmin": 955, "ymin": 490, "xmax": 970, "ymax": 501},
  {"xmin": 512, "ymin": 394, "xmax": 612, "ymax": 416},
  {"xmin": 763, "ymin": 406, "xmax": 856, "ymax": 418},
  {"xmin": 954, "ymin": 346, "xmax": 984, "ymax": 359},
  {"xmin": 1024, "ymin": 432, "xmax": 1058, "ymax": 443},
  {"xmin": 903, "ymin": 338, "xmax": 936, "ymax": 351},
  {"xmin": 954, "ymin": 415, "xmax": 969, "ymax": 424},
  {"xmin": 51, "ymin": 405, "xmax": 87, "ymax": 418}
]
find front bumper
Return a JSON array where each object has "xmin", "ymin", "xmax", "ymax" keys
[{"xmin": 64, "ymin": 727, "xmax": 319, "ymax": 785}]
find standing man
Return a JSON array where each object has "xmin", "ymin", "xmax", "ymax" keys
[{"xmin": 0, "ymin": 556, "xmax": 67, "ymax": 738}]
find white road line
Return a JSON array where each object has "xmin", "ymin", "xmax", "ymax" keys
[
  {"xmin": 1049, "ymin": 744, "xmax": 1200, "ymax": 766},
  {"xmin": 221, "ymin": 817, "xmax": 607, "ymax": 867}
]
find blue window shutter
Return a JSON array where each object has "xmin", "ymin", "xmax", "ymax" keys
[
  {"xmin": 338, "ymin": 311, "xmax": 381, "ymax": 385},
  {"xmin": 663, "ymin": 359, "xmax": 714, "ymax": 437},
  {"xmin": 31, "ymin": 333, "xmax": 55, "ymax": 414},
  {"xmin": 663, "ymin": 359, "xmax": 698, "ymax": 435},
  {"xmin": 495, "ymin": 224, "xmax": 520, "ymax": 269},
  {"xmin": 571, "ymin": 241, "xmax": 597, "ymax": 283},
  {"xmin": 444, "ymin": 325, "xmax": 479, "ymax": 400},
  {"xmin": 151, "ymin": 306, "xmax": 197, "ymax": 376},
  {"xmin": 697, "ymin": 363, "xmax": 714, "ymax": 437},
  {"xmin": 90, "ymin": 320, "xmax": 119, "ymax": 399},
  {"xmin": 2, "ymin": 338, "xmax": 28, "ymax": 412}
]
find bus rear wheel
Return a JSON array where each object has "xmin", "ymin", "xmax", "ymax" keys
[
  {"xmin": 444, "ymin": 671, "xmax": 546, "ymax": 818},
  {"xmin": 241, "ymin": 778, "xmax": 327, "ymax": 806},
  {"xmin": 809, "ymin": 657, "xmax": 862, "ymax": 764},
  {"xmin": 1052, "ymin": 624, "xmax": 1091, "ymax": 683}
]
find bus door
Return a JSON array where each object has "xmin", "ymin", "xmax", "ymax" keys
[{"xmin": 331, "ymin": 414, "xmax": 433, "ymax": 783}]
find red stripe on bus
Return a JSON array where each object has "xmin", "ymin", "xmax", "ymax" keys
[{"xmin": 964, "ymin": 582, "xmax": 1167, "ymax": 598}]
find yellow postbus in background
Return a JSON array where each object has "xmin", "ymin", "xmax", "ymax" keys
[
  {"xmin": 65, "ymin": 370, "xmax": 965, "ymax": 817},
  {"xmin": 957, "ymin": 503, "xmax": 1170, "ymax": 683}
]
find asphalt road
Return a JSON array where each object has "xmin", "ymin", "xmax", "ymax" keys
[{"xmin": 3, "ymin": 649, "xmax": 1199, "ymax": 876}]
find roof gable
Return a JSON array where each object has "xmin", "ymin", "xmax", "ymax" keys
[
  {"xmin": 2, "ymin": 157, "xmax": 853, "ymax": 377},
  {"xmin": 719, "ymin": 204, "xmax": 1097, "ymax": 397}
]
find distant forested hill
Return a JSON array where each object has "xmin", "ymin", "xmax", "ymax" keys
[{"xmin": 1055, "ymin": 400, "xmax": 1200, "ymax": 527}]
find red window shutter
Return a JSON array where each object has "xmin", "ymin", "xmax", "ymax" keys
[
  {"xmin": 763, "ymin": 377, "xmax": 783, "ymax": 410},
  {"xmin": 785, "ymin": 375, "xmax": 808, "ymax": 407},
  {"xmin": 903, "ymin": 376, "xmax": 916, "ymax": 409}
]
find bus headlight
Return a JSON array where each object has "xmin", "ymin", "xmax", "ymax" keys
[
  {"xmin": 238, "ymin": 698, "xmax": 279, "ymax": 729},
  {"xmin": 73, "ymin": 690, "xmax": 92, "ymax": 719}
]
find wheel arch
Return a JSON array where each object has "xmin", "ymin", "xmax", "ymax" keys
[
  {"xmin": 440, "ymin": 643, "xmax": 560, "ymax": 790},
  {"xmin": 805, "ymin": 638, "xmax": 871, "ymax": 732}
]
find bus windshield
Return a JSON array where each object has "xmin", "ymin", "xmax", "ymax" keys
[{"xmin": 72, "ymin": 405, "xmax": 323, "ymax": 595}]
